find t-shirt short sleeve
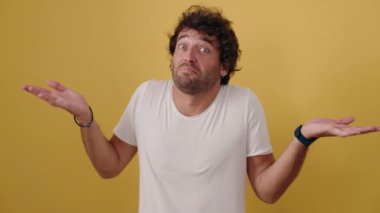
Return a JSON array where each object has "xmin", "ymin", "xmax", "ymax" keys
[
  {"xmin": 246, "ymin": 91, "xmax": 273, "ymax": 157},
  {"xmin": 113, "ymin": 82, "xmax": 148, "ymax": 147}
]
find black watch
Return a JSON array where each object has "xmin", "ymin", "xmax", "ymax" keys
[{"xmin": 294, "ymin": 125, "xmax": 317, "ymax": 147}]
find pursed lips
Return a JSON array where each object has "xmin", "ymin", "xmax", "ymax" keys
[{"xmin": 177, "ymin": 62, "xmax": 200, "ymax": 75}]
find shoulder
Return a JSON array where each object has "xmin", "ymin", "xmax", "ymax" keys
[
  {"xmin": 131, "ymin": 80, "xmax": 172, "ymax": 107},
  {"xmin": 220, "ymin": 84, "xmax": 265, "ymax": 115},
  {"xmin": 134, "ymin": 80, "xmax": 172, "ymax": 96},
  {"xmin": 221, "ymin": 84, "xmax": 260, "ymax": 102},
  {"xmin": 137, "ymin": 79, "xmax": 171, "ymax": 91}
]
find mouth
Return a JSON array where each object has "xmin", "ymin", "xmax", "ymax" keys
[{"xmin": 177, "ymin": 63, "xmax": 199, "ymax": 75}]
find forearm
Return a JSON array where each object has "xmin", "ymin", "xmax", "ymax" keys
[
  {"xmin": 23, "ymin": 82, "xmax": 128, "ymax": 177},
  {"xmin": 80, "ymin": 121, "xmax": 121, "ymax": 178},
  {"xmin": 253, "ymin": 139, "xmax": 308, "ymax": 203}
]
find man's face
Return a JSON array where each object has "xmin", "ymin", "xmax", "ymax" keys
[{"xmin": 171, "ymin": 28, "xmax": 227, "ymax": 94}]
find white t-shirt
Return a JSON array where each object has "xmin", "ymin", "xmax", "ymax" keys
[{"xmin": 114, "ymin": 80, "xmax": 272, "ymax": 213}]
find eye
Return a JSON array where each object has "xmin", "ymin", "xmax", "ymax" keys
[
  {"xmin": 177, "ymin": 43, "xmax": 186, "ymax": 51},
  {"xmin": 199, "ymin": 46, "xmax": 210, "ymax": 54}
]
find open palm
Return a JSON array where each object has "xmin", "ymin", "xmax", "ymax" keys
[
  {"xmin": 302, "ymin": 117, "xmax": 380, "ymax": 139},
  {"xmin": 22, "ymin": 81, "xmax": 89, "ymax": 118}
]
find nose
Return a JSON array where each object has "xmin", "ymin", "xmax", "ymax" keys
[{"xmin": 182, "ymin": 47, "xmax": 197, "ymax": 63}]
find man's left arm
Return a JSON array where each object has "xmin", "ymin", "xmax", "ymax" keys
[{"xmin": 247, "ymin": 117, "xmax": 380, "ymax": 204}]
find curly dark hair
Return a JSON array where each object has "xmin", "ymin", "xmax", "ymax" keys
[{"xmin": 169, "ymin": 5, "xmax": 241, "ymax": 85}]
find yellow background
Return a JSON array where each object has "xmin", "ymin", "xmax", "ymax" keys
[{"xmin": 1, "ymin": 0, "xmax": 379, "ymax": 212}]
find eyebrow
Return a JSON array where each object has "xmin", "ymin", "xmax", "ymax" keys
[{"xmin": 177, "ymin": 34, "xmax": 216, "ymax": 46}]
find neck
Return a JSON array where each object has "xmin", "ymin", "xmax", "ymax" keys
[{"xmin": 172, "ymin": 82, "xmax": 221, "ymax": 117}]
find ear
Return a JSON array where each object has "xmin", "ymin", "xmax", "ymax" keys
[{"xmin": 220, "ymin": 64, "xmax": 228, "ymax": 77}]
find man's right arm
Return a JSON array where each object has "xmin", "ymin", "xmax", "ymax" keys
[
  {"xmin": 80, "ymin": 121, "xmax": 137, "ymax": 178},
  {"xmin": 22, "ymin": 81, "xmax": 136, "ymax": 178}
]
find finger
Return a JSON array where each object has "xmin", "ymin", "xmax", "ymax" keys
[
  {"xmin": 358, "ymin": 126, "xmax": 380, "ymax": 134},
  {"xmin": 338, "ymin": 126, "xmax": 379, "ymax": 137},
  {"xmin": 22, "ymin": 85, "xmax": 31, "ymax": 92},
  {"xmin": 336, "ymin": 117, "xmax": 355, "ymax": 125},
  {"xmin": 37, "ymin": 91, "xmax": 57, "ymax": 103},
  {"xmin": 23, "ymin": 84, "xmax": 61, "ymax": 104},
  {"xmin": 48, "ymin": 80, "xmax": 66, "ymax": 92},
  {"xmin": 22, "ymin": 85, "xmax": 51, "ymax": 97},
  {"xmin": 330, "ymin": 127, "xmax": 355, "ymax": 137}
]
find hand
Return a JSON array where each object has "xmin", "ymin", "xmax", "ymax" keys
[
  {"xmin": 22, "ymin": 81, "xmax": 91, "ymax": 121},
  {"xmin": 301, "ymin": 117, "xmax": 380, "ymax": 139}
]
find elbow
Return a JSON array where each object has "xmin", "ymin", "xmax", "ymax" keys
[
  {"xmin": 99, "ymin": 172, "xmax": 117, "ymax": 179},
  {"xmin": 252, "ymin": 180, "xmax": 288, "ymax": 204},
  {"xmin": 93, "ymin": 160, "xmax": 123, "ymax": 179},
  {"xmin": 261, "ymin": 196, "xmax": 280, "ymax": 205},
  {"xmin": 97, "ymin": 168, "xmax": 120, "ymax": 179},
  {"xmin": 257, "ymin": 192, "xmax": 282, "ymax": 204}
]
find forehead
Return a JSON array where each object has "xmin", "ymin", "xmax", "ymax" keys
[{"xmin": 177, "ymin": 28, "xmax": 219, "ymax": 46}]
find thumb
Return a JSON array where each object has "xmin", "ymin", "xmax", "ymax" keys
[
  {"xmin": 48, "ymin": 80, "xmax": 67, "ymax": 92},
  {"xmin": 336, "ymin": 117, "xmax": 355, "ymax": 125}
]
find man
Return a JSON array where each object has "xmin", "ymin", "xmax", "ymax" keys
[{"xmin": 23, "ymin": 5, "xmax": 379, "ymax": 213}]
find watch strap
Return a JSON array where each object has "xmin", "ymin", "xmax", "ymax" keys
[{"xmin": 294, "ymin": 125, "xmax": 317, "ymax": 147}]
